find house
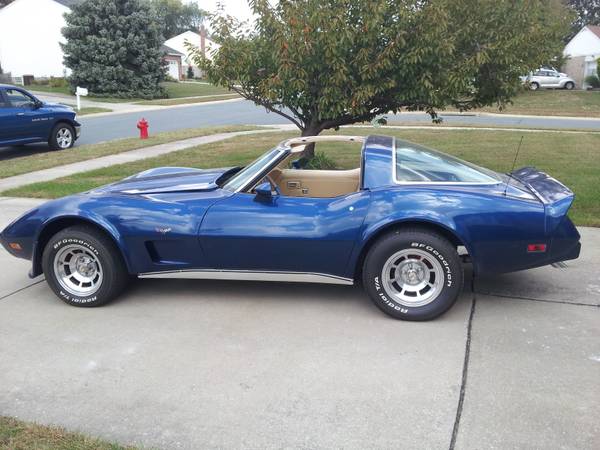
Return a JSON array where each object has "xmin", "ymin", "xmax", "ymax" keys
[
  {"xmin": 0, "ymin": 0, "xmax": 82, "ymax": 80},
  {"xmin": 163, "ymin": 28, "xmax": 220, "ymax": 79},
  {"xmin": 162, "ymin": 45, "xmax": 184, "ymax": 81},
  {"xmin": 563, "ymin": 25, "xmax": 600, "ymax": 88}
]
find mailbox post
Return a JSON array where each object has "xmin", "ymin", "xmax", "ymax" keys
[{"xmin": 75, "ymin": 86, "xmax": 88, "ymax": 111}]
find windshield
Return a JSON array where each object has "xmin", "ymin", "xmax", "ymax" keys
[
  {"xmin": 395, "ymin": 140, "xmax": 501, "ymax": 184},
  {"xmin": 223, "ymin": 148, "xmax": 283, "ymax": 191}
]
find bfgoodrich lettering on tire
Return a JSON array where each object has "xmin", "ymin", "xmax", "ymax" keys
[
  {"xmin": 362, "ymin": 228, "xmax": 463, "ymax": 321},
  {"xmin": 42, "ymin": 225, "xmax": 128, "ymax": 307}
]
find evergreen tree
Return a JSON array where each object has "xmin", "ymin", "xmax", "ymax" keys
[{"xmin": 62, "ymin": 0, "xmax": 166, "ymax": 99}]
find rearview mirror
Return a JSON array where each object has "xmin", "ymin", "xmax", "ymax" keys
[{"xmin": 255, "ymin": 182, "xmax": 279, "ymax": 200}]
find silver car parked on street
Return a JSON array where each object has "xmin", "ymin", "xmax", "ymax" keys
[{"xmin": 522, "ymin": 68, "xmax": 576, "ymax": 90}]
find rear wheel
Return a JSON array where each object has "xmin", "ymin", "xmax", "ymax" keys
[
  {"xmin": 42, "ymin": 225, "xmax": 128, "ymax": 307},
  {"xmin": 564, "ymin": 81, "xmax": 575, "ymax": 90},
  {"xmin": 530, "ymin": 82, "xmax": 540, "ymax": 91},
  {"xmin": 49, "ymin": 123, "xmax": 75, "ymax": 150},
  {"xmin": 362, "ymin": 229, "xmax": 463, "ymax": 321}
]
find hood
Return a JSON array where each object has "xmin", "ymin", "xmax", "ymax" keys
[
  {"xmin": 90, "ymin": 167, "xmax": 234, "ymax": 195},
  {"xmin": 43, "ymin": 102, "xmax": 74, "ymax": 111}
]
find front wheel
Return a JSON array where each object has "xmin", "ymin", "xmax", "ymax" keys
[
  {"xmin": 49, "ymin": 123, "xmax": 75, "ymax": 150},
  {"xmin": 362, "ymin": 229, "xmax": 463, "ymax": 321},
  {"xmin": 564, "ymin": 81, "xmax": 575, "ymax": 90},
  {"xmin": 42, "ymin": 225, "xmax": 129, "ymax": 307}
]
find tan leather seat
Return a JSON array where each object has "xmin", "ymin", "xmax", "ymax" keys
[{"xmin": 271, "ymin": 168, "xmax": 360, "ymax": 198}]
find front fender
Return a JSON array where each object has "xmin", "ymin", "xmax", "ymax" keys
[{"xmin": 30, "ymin": 211, "xmax": 131, "ymax": 278}]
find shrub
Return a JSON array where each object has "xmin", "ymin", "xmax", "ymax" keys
[
  {"xmin": 187, "ymin": 66, "xmax": 194, "ymax": 79},
  {"xmin": 584, "ymin": 75, "xmax": 600, "ymax": 89},
  {"xmin": 302, "ymin": 151, "xmax": 338, "ymax": 170},
  {"xmin": 49, "ymin": 77, "xmax": 68, "ymax": 88}
]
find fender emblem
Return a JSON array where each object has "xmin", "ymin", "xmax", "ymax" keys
[{"xmin": 155, "ymin": 227, "xmax": 172, "ymax": 234}]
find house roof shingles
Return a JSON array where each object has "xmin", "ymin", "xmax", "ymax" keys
[{"xmin": 588, "ymin": 25, "xmax": 600, "ymax": 39}]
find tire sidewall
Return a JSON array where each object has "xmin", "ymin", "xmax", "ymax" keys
[
  {"xmin": 530, "ymin": 82, "xmax": 539, "ymax": 90},
  {"xmin": 43, "ymin": 230, "xmax": 117, "ymax": 306},
  {"xmin": 363, "ymin": 232, "xmax": 463, "ymax": 320},
  {"xmin": 565, "ymin": 82, "xmax": 574, "ymax": 90}
]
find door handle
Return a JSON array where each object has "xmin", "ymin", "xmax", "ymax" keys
[{"xmin": 16, "ymin": 112, "xmax": 25, "ymax": 116}]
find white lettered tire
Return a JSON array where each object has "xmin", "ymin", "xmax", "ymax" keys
[
  {"xmin": 42, "ymin": 225, "xmax": 128, "ymax": 307},
  {"xmin": 362, "ymin": 229, "xmax": 463, "ymax": 320}
]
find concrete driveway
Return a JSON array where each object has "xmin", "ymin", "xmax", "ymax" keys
[{"xmin": 0, "ymin": 198, "xmax": 598, "ymax": 449}]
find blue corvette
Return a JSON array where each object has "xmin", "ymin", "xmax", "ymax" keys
[{"xmin": 0, "ymin": 135, "xmax": 580, "ymax": 320}]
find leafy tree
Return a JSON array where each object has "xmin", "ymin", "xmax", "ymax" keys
[
  {"xmin": 149, "ymin": 0, "xmax": 206, "ymax": 39},
  {"xmin": 566, "ymin": 0, "xmax": 600, "ymax": 40},
  {"xmin": 189, "ymin": 0, "xmax": 570, "ymax": 150},
  {"xmin": 62, "ymin": 0, "xmax": 166, "ymax": 99}
]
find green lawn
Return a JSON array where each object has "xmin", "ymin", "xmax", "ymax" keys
[
  {"xmin": 162, "ymin": 81, "xmax": 232, "ymax": 98},
  {"xmin": 0, "ymin": 125, "xmax": 258, "ymax": 179},
  {"xmin": 474, "ymin": 90, "xmax": 600, "ymax": 117},
  {"xmin": 0, "ymin": 416, "xmax": 138, "ymax": 450},
  {"xmin": 76, "ymin": 106, "xmax": 113, "ymax": 115},
  {"xmin": 5, "ymin": 127, "xmax": 599, "ymax": 226},
  {"xmin": 29, "ymin": 81, "xmax": 232, "ymax": 103}
]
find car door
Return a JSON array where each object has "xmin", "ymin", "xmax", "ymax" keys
[
  {"xmin": 3, "ymin": 88, "xmax": 48, "ymax": 143},
  {"xmin": 199, "ymin": 190, "xmax": 371, "ymax": 278},
  {"xmin": 546, "ymin": 70, "xmax": 561, "ymax": 87},
  {"xmin": 0, "ymin": 89, "xmax": 14, "ymax": 144}
]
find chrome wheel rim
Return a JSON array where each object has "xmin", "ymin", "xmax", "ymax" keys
[
  {"xmin": 382, "ymin": 249, "xmax": 444, "ymax": 307},
  {"xmin": 56, "ymin": 128, "xmax": 73, "ymax": 148},
  {"xmin": 53, "ymin": 244, "xmax": 103, "ymax": 296}
]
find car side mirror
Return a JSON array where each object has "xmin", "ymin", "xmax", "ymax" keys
[
  {"xmin": 255, "ymin": 182, "xmax": 279, "ymax": 201},
  {"xmin": 32, "ymin": 100, "xmax": 42, "ymax": 109}
]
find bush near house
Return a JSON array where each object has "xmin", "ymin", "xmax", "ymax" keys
[{"xmin": 585, "ymin": 75, "xmax": 600, "ymax": 88}]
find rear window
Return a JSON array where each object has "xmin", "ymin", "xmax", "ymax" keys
[{"xmin": 394, "ymin": 140, "xmax": 501, "ymax": 184}]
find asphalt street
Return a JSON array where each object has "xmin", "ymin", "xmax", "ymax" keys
[
  {"xmin": 0, "ymin": 198, "xmax": 598, "ymax": 449},
  {"xmin": 1, "ymin": 100, "xmax": 599, "ymax": 157},
  {"xmin": 73, "ymin": 100, "xmax": 600, "ymax": 146}
]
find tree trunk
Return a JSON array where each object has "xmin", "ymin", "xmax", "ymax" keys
[{"xmin": 300, "ymin": 126, "xmax": 320, "ymax": 160}]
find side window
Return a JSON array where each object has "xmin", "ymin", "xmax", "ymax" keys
[
  {"xmin": 0, "ymin": 91, "xmax": 9, "ymax": 108},
  {"xmin": 5, "ymin": 89, "xmax": 35, "ymax": 108},
  {"xmin": 533, "ymin": 70, "xmax": 544, "ymax": 76}
]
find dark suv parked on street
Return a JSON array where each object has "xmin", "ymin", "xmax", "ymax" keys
[{"xmin": 0, "ymin": 85, "xmax": 81, "ymax": 150}]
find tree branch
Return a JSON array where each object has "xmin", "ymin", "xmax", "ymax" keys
[{"xmin": 230, "ymin": 86, "xmax": 304, "ymax": 129}]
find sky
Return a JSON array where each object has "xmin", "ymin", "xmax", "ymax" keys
[{"xmin": 197, "ymin": 0, "xmax": 256, "ymax": 24}]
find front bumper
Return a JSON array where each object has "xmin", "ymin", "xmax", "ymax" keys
[{"xmin": 74, "ymin": 125, "xmax": 81, "ymax": 140}]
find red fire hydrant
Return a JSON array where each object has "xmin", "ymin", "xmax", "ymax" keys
[{"xmin": 137, "ymin": 118, "xmax": 149, "ymax": 139}]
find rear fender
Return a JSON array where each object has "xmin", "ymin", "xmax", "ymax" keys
[{"xmin": 347, "ymin": 214, "xmax": 472, "ymax": 279}]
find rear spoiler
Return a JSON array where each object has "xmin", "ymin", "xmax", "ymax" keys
[{"xmin": 510, "ymin": 166, "xmax": 574, "ymax": 233}]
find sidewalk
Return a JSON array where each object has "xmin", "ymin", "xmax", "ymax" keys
[
  {"xmin": 0, "ymin": 128, "xmax": 281, "ymax": 192},
  {"xmin": 30, "ymin": 91, "xmax": 147, "ymax": 113},
  {"xmin": 31, "ymin": 91, "xmax": 244, "ymax": 117}
]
